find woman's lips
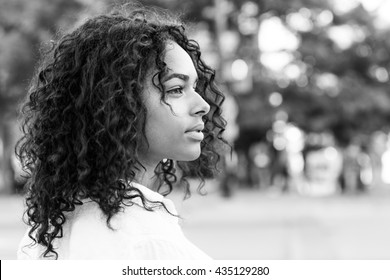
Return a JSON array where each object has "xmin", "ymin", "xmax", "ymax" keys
[{"xmin": 185, "ymin": 130, "xmax": 204, "ymax": 141}]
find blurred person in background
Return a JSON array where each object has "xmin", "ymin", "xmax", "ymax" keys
[
  {"xmin": 248, "ymin": 141, "xmax": 272, "ymax": 190},
  {"xmin": 301, "ymin": 143, "xmax": 343, "ymax": 196},
  {"xmin": 15, "ymin": 3, "xmax": 227, "ymax": 260},
  {"xmin": 339, "ymin": 141, "xmax": 372, "ymax": 193},
  {"xmin": 269, "ymin": 143, "xmax": 290, "ymax": 192}
]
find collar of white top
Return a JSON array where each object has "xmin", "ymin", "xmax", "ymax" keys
[
  {"xmin": 128, "ymin": 182, "xmax": 177, "ymax": 215},
  {"xmin": 129, "ymin": 182, "xmax": 165, "ymax": 203}
]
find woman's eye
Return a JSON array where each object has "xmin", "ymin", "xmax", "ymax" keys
[{"xmin": 167, "ymin": 87, "xmax": 184, "ymax": 95}]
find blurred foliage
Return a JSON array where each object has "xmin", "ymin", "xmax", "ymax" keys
[
  {"xmin": 0, "ymin": 0, "xmax": 83, "ymax": 118},
  {"xmin": 227, "ymin": 0, "xmax": 390, "ymax": 148}
]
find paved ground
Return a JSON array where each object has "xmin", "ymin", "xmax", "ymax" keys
[{"xmin": 1, "ymin": 180, "xmax": 390, "ymax": 259}]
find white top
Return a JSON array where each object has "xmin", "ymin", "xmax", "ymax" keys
[{"xmin": 17, "ymin": 183, "xmax": 211, "ymax": 260}]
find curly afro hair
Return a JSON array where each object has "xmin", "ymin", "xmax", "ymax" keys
[{"xmin": 16, "ymin": 4, "xmax": 226, "ymax": 259}]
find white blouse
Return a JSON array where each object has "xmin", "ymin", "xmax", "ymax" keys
[{"xmin": 17, "ymin": 183, "xmax": 211, "ymax": 260}]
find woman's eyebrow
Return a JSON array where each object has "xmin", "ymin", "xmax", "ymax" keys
[{"xmin": 162, "ymin": 73, "xmax": 195, "ymax": 83}]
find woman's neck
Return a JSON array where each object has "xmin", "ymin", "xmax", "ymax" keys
[{"xmin": 134, "ymin": 162, "xmax": 159, "ymax": 190}]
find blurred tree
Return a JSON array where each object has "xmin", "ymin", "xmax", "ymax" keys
[
  {"xmin": 0, "ymin": 0, "xmax": 84, "ymax": 109},
  {"xmin": 221, "ymin": 0, "xmax": 390, "ymax": 149}
]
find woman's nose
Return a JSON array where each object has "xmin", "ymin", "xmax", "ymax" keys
[{"xmin": 192, "ymin": 92, "xmax": 210, "ymax": 117}]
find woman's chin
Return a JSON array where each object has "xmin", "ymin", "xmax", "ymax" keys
[{"xmin": 177, "ymin": 150, "xmax": 201, "ymax": 162}]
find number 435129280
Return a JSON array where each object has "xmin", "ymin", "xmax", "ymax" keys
[{"xmin": 214, "ymin": 266, "xmax": 270, "ymax": 276}]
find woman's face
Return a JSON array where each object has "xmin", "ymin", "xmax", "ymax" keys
[{"xmin": 140, "ymin": 41, "xmax": 210, "ymax": 166}]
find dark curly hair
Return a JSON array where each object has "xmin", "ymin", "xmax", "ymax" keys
[{"xmin": 15, "ymin": 4, "xmax": 226, "ymax": 259}]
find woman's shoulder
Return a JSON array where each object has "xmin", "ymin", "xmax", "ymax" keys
[
  {"xmin": 70, "ymin": 198, "xmax": 178, "ymax": 233},
  {"xmin": 17, "ymin": 193, "xmax": 182, "ymax": 259},
  {"xmin": 65, "ymin": 199, "xmax": 179, "ymax": 255}
]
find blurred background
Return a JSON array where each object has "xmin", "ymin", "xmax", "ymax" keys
[{"xmin": 1, "ymin": 0, "xmax": 390, "ymax": 259}]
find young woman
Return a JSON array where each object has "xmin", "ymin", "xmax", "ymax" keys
[{"xmin": 16, "ymin": 4, "xmax": 226, "ymax": 259}]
